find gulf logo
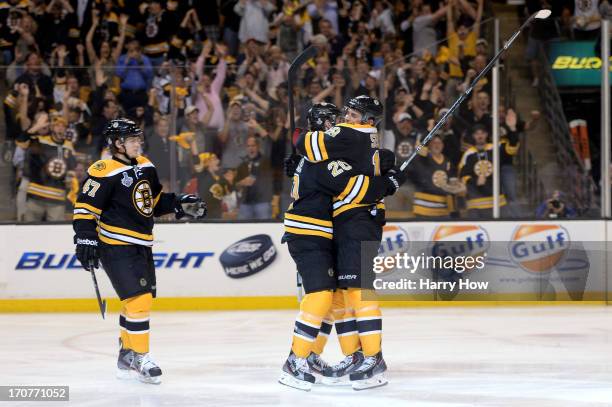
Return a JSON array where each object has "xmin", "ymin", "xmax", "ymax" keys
[
  {"xmin": 376, "ymin": 224, "xmax": 411, "ymax": 275},
  {"xmin": 509, "ymin": 225, "xmax": 569, "ymax": 273},
  {"xmin": 430, "ymin": 225, "xmax": 490, "ymax": 262}
]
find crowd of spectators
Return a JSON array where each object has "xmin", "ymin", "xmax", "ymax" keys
[{"xmin": 0, "ymin": 0, "xmax": 558, "ymax": 222}]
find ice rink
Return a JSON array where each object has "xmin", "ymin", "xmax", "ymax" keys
[{"xmin": 3, "ymin": 306, "xmax": 612, "ymax": 407}]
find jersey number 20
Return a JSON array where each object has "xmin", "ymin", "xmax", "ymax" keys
[{"xmin": 328, "ymin": 160, "xmax": 352, "ymax": 177}]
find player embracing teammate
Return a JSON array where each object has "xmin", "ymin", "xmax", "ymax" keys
[{"xmin": 280, "ymin": 96, "xmax": 408, "ymax": 391}]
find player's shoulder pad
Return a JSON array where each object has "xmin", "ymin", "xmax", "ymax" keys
[
  {"xmin": 336, "ymin": 123, "xmax": 378, "ymax": 134},
  {"xmin": 87, "ymin": 159, "xmax": 127, "ymax": 177},
  {"xmin": 136, "ymin": 155, "xmax": 155, "ymax": 168}
]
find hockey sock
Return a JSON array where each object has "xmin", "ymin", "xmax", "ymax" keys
[
  {"xmin": 120, "ymin": 293, "xmax": 153, "ymax": 354},
  {"xmin": 291, "ymin": 290, "xmax": 333, "ymax": 358},
  {"xmin": 334, "ymin": 289, "xmax": 361, "ymax": 356},
  {"xmin": 346, "ymin": 288, "xmax": 382, "ymax": 357},
  {"xmin": 311, "ymin": 315, "xmax": 333, "ymax": 355}
]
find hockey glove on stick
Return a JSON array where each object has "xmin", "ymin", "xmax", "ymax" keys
[
  {"xmin": 284, "ymin": 154, "xmax": 301, "ymax": 177},
  {"xmin": 383, "ymin": 166, "xmax": 408, "ymax": 196},
  {"xmin": 175, "ymin": 194, "xmax": 207, "ymax": 219},
  {"xmin": 74, "ymin": 233, "xmax": 100, "ymax": 271}
]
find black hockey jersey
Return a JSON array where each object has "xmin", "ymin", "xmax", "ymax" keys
[
  {"xmin": 283, "ymin": 158, "xmax": 391, "ymax": 242},
  {"xmin": 458, "ymin": 134, "xmax": 519, "ymax": 210},
  {"xmin": 295, "ymin": 123, "xmax": 385, "ymax": 219},
  {"xmin": 22, "ymin": 135, "xmax": 76, "ymax": 203},
  {"xmin": 409, "ymin": 152, "xmax": 454, "ymax": 217},
  {"xmin": 73, "ymin": 155, "xmax": 176, "ymax": 246}
]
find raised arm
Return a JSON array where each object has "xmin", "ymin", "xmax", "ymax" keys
[{"xmin": 112, "ymin": 15, "xmax": 128, "ymax": 62}]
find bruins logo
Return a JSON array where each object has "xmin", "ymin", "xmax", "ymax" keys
[
  {"xmin": 132, "ymin": 180, "xmax": 154, "ymax": 217},
  {"xmin": 432, "ymin": 170, "xmax": 448, "ymax": 188},
  {"xmin": 210, "ymin": 183, "xmax": 224, "ymax": 200},
  {"xmin": 93, "ymin": 161, "xmax": 106, "ymax": 171},
  {"xmin": 395, "ymin": 141, "xmax": 413, "ymax": 158},
  {"xmin": 474, "ymin": 160, "xmax": 493, "ymax": 177},
  {"xmin": 46, "ymin": 158, "xmax": 67, "ymax": 179}
]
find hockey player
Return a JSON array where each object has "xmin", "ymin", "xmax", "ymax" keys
[
  {"xmin": 283, "ymin": 97, "xmax": 407, "ymax": 390},
  {"xmin": 300, "ymin": 96, "xmax": 400, "ymax": 389},
  {"xmin": 72, "ymin": 118, "xmax": 206, "ymax": 384}
]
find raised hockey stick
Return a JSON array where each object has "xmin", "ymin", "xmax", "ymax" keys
[
  {"xmin": 287, "ymin": 45, "xmax": 319, "ymax": 301},
  {"xmin": 288, "ymin": 45, "xmax": 319, "ymax": 154},
  {"xmin": 399, "ymin": 9, "xmax": 552, "ymax": 172},
  {"xmin": 89, "ymin": 260, "xmax": 107, "ymax": 319}
]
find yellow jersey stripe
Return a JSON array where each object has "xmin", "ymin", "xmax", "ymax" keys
[
  {"xmin": 304, "ymin": 132, "xmax": 315, "ymax": 162},
  {"xmin": 354, "ymin": 177, "xmax": 370, "ymax": 203},
  {"xmin": 153, "ymin": 191, "xmax": 161, "ymax": 208},
  {"xmin": 27, "ymin": 189, "xmax": 66, "ymax": 201},
  {"xmin": 73, "ymin": 214, "xmax": 96, "ymax": 221},
  {"xmin": 332, "ymin": 202, "xmax": 370, "ymax": 217},
  {"xmin": 28, "ymin": 182, "xmax": 64, "ymax": 194},
  {"xmin": 317, "ymin": 132, "xmax": 329, "ymax": 161},
  {"xmin": 75, "ymin": 202, "xmax": 102, "ymax": 215},
  {"xmin": 99, "ymin": 234, "xmax": 131, "ymax": 245},
  {"xmin": 99, "ymin": 221, "xmax": 153, "ymax": 241},
  {"xmin": 284, "ymin": 226, "xmax": 333, "ymax": 239},
  {"xmin": 337, "ymin": 176, "xmax": 357, "ymax": 201},
  {"xmin": 284, "ymin": 213, "xmax": 332, "ymax": 227}
]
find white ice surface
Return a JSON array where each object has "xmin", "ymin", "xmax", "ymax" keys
[{"xmin": 2, "ymin": 307, "xmax": 612, "ymax": 407}]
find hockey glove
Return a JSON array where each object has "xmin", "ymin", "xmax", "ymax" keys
[
  {"xmin": 383, "ymin": 166, "xmax": 408, "ymax": 196},
  {"xmin": 74, "ymin": 233, "xmax": 100, "ymax": 271},
  {"xmin": 284, "ymin": 154, "xmax": 301, "ymax": 178},
  {"xmin": 175, "ymin": 194, "xmax": 207, "ymax": 219},
  {"xmin": 378, "ymin": 149, "xmax": 396, "ymax": 174}
]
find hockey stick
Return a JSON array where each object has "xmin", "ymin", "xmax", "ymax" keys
[
  {"xmin": 287, "ymin": 46, "xmax": 319, "ymax": 301},
  {"xmin": 399, "ymin": 9, "xmax": 551, "ymax": 172},
  {"xmin": 288, "ymin": 45, "xmax": 319, "ymax": 154},
  {"xmin": 89, "ymin": 260, "xmax": 107, "ymax": 319}
]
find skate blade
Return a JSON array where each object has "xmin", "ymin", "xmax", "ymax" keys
[
  {"xmin": 118, "ymin": 369, "xmax": 162, "ymax": 385},
  {"xmin": 116, "ymin": 368, "xmax": 132, "ymax": 380},
  {"xmin": 352, "ymin": 374, "xmax": 388, "ymax": 391},
  {"xmin": 320, "ymin": 376, "xmax": 351, "ymax": 386},
  {"xmin": 137, "ymin": 373, "xmax": 162, "ymax": 385},
  {"xmin": 278, "ymin": 372, "xmax": 312, "ymax": 391}
]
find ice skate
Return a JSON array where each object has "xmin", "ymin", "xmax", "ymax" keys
[
  {"xmin": 320, "ymin": 350, "xmax": 364, "ymax": 386},
  {"xmin": 132, "ymin": 352, "xmax": 162, "ymax": 384},
  {"xmin": 116, "ymin": 346, "xmax": 135, "ymax": 380},
  {"xmin": 279, "ymin": 351, "xmax": 315, "ymax": 391},
  {"xmin": 306, "ymin": 352, "xmax": 330, "ymax": 384},
  {"xmin": 350, "ymin": 351, "xmax": 388, "ymax": 390}
]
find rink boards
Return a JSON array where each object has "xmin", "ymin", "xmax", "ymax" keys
[{"xmin": 0, "ymin": 220, "xmax": 610, "ymax": 311}]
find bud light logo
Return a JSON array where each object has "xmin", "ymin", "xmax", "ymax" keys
[
  {"xmin": 509, "ymin": 225, "xmax": 569, "ymax": 274},
  {"xmin": 376, "ymin": 224, "xmax": 411, "ymax": 275},
  {"xmin": 430, "ymin": 225, "xmax": 489, "ymax": 259}
]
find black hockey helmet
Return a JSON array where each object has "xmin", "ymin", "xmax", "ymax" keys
[
  {"xmin": 307, "ymin": 102, "xmax": 341, "ymax": 131},
  {"xmin": 104, "ymin": 118, "xmax": 143, "ymax": 154},
  {"xmin": 345, "ymin": 95, "xmax": 383, "ymax": 125}
]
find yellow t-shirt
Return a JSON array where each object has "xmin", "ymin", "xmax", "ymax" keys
[{"xmin": 448, "ymin": 31, "xmax": 477, "ymax": 78}]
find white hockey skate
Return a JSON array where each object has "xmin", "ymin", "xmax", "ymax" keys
[
  {"xmin": 306, "ymin": 352, "xmax": 330, "ymax": 384},
  {"xmin": 279, "ymin": 351, "xmax": 316, "ymax": 391},
  {"xmin": 349, "ymin": 351, "xmax": 388, "ymax": 390},
  {"xmin": 116, "ymin": 347, "xmax": 135, "ymax": 380},
  {"xmin": 320, "ymin": 351, "xmax": 364, "ymax": 386},
  {"xmin": 116, "ymin": 346, "xmax": 162, "ymax": 385}
]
